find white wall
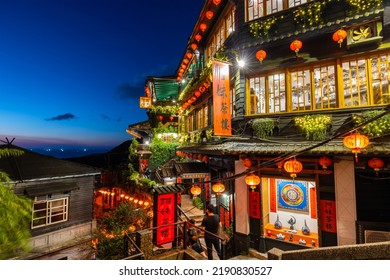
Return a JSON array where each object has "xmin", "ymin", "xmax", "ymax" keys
[{"xmin": 334, "ymin": 156, "xmax": 357, "ymax": 245}]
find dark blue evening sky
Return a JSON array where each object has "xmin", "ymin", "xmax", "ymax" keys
[{"xmin": 1, "ymin": 0, "xmax": 203, "ymax": 150}]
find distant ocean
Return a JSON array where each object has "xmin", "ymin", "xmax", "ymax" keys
[{"xmin": 28, "ymin": 147, "xmax": 111, "ymax": 159}]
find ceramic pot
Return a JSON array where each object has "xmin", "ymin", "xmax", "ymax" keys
[{"xmin": 274, "ymin": 214, "xmax": 282, "ymax": 229}]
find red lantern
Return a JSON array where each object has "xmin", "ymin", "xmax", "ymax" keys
[
  {"xmin": 158, "ymin": 115, "xmax": 164, "ymax": 121},
  {"xmin": 213, "ymin": 0, "xmax": 221, "ymax": 5},
  {"xmin": 202, "ymin": 155, "xmax": 209, "ymax": 163},
  {"xmin": 368, "ymin": 157, "xmax": 384, "ymax": 175},
  {"xmin": 212, "ymin": 182, "xmax": 225, "ymax": 195},
  {"xmin": 332, "ymin": 29, "xmax": 347, "ymax": 47},
  {"xmin": 191, "ymin": 43, "xmax": 198, "ymax": 50},
  {"xmin": 194, "ymin": 34, "xmax": 202, "ymax": 41},
  {"xmin": 195, "ymin": 91, "xmax": 201, "ymax": 97},
  {"xmin": 290, "ymin": 40, "xmax": 302, "ymax": 57},
  {"xmin": 284, "ymin": 158, "xmax": 303, "ymax": 178},
  {"xmin": 200, "ymin": 23, "xmax": 207, "ymax": 32},
  {"xmin": 190, "ymin": 185, "xmax": 202, "ymax": 197},
  {"xmin": 343, "ymin": 132, "xmax": 370, "ymax": 162},
  {"xmin": 245, "ymin": 173, "xmax": 260, "ymax": 191},
  {"xmin": 241, "ymin": 157, "xmax": 252, "ymax": 168},
  {"xmin": 186, "ymin": 52, "xmax": 193, "ymax": 59},
  {"xmin": 206, "ymin": 11, "xmax": 214, "ymax": 20},
  {"xmin": 318, "ymin": 156, "xmax": 332, "ymax": 170},
  {"xmin": 255, "ymin": 50, "xmax": 267, "ymax": 64}
]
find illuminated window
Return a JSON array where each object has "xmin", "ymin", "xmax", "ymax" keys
[
  {"xmin": 314, "ymin": 65, "xmax": 336, "ymax": 109},
  {"xmin": 32, "ymin": 195, "xmax": 68, "ymax": 229},
  {"xmin": 291, "ymin": 69, "xmax": 311, "ymax": 111},
  {"xmin": 268, "ymin": 73, "xmax": 286, "ymax": 113},
  {"xmin": 368, "ymin": 54, "xmax": 390, "ymax": 105},
  {"xmin": 247, "ymin": 0, "xmax": 308, "ymax": 21},
  {"xmin": 342, "ymin": 59, "xmax": 368, "ymax": 107}
]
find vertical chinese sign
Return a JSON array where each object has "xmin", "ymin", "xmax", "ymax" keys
[
  {"xmin": 320, "ymin": 200, "xmax": 337, "ymax": 233},
  {"xmin": 155, "ymin": 193, "xmax": 176, "ymax": 245},
  {"xmin": 212, "ymin": 60, "xmax": 231, "ymax": 136},
  {"xmin": 249, "ymin": 191, "xmax": 261, "ymax": 218}
]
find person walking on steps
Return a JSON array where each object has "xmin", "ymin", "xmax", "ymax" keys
[{"xmin": 201, "ymin": 204, "xmax": 221, "ymax": 260}]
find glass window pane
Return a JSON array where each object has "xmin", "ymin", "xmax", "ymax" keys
[
  {"xmin": 314, "ymin": 65, "xmax": 336, "ymax": 109},
  {"xmin": 291, "ymin": 69, "xmax": 311, "ymax": 111}
]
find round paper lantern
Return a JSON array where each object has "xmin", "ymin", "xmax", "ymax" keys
[
  {"xmin": 368, "ymin": 157, "xmax": 384, "ymax": 174},
  {"xmin": 318, "ymin": 156, "xmax": 332, "ymax": 170},
  {"xmin": 241, "ymin": 157, "xmax": 252, "ymax": 168},
  {"xmin": 256, "ymin": 50, "xmax": 267, "ymax": 64},
  {"xmin": 343, "ymin": 132, "xmax": 369, "ymax": 162},
  {"xmin": 332, "ymin": 29, "xmax": 347, "ymax": 47},
  {"xmin": 195, "ymin": 91, "xmax": 201, "ymax": 97},
  {"xmin": 190, "ymin": 185, "xmax": 202, "ymax": 197},
  {"xmin": 186, "ymin": 52, "xmax": 193, "ymax": 59},
  {"xmin": 202, "ymin": 155, "xmax": 209, "ymax": 163},
  {"xmin": 194, "ymin": 34, "xmax": 202, "ymax": 41},
  {"xmin": 245, "ymin": 173, "xmax": 260, "ymax": 190},
  {"xmin": 200, "ymin": 23, "xmax": 207, "ymax": 32},
  {"xmin": 191, "ymin": 43, "xmax": 198, "ymax": 50},
  {"xmin": 290, "ymin": 40, "xmax": 302, "ymax": 57},
  {"xmin": 206, "ymin": 11, "xmax": 214, "ymax": 20},
  {"xmin": 212, "ymin": 182, "xmax": 225, "ymax": 195},
  {"xmin": 284, "ymin": 158, "xmax": 303, "ymax": 178},
  {"xmin": 213, "ymin": 0, "xmax": 221, "ymax": 5}
]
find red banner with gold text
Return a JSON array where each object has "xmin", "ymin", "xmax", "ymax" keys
[{"xmin": 212, "ymin": 60, "xmax": 231, "ymax": 136}]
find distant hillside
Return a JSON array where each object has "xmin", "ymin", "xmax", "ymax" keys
[{"xmin": 66, "ymin": 140, "xmax": 131, "ymax": 169}]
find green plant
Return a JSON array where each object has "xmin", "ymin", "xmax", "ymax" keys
[
  {"xmin": 252, "ymin": 118, "xmax": 275, "ymax": 138},
  {"xmin": 346, "ymin": 0, "xmax": 382, "ymax": 12},
  {"xmin": 293, "ymin": 1, "xmax": 326, "ymax": 28},
  {"xmin": 353, "ymin": 110, "xmax": 390, "ymax": 137},
  {"xmin": 0, "ymin": 148, "xmax": 32, "ymax": 259},
  {"xmin": 205, "ymin": 128, "xmax": 214, "ymax": 141},
  {"xmin": 149, "ymin": 138, "xmax": 179, "ymax": 171},
  {"xmin": 192, "ymin": 196, "xmax": 203, "ymax": 210},
  {"xmin": 150, "ymin": 105, "xmax": 179, "ymax": 115},
  {"xmin": 249, "ymin": 17, "xmax": 279, "ymax": 37},
  {"xmin": 295, "ymin": 114, "xmax": 332, "ymax": 140}
]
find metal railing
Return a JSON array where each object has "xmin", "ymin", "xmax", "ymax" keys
[{"xmin": 122, "ymin": 207, "xmax": 228, "ymax": 260}]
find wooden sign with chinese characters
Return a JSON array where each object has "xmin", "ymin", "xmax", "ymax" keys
[
  {"xmin": 212, "ymin": 60, "xmax": 231, "ymax": 136},
  {"xmin": 249, "ymin": 191, "xmax": 261, "ymax": 218},
  {"xmin": 139, "ymin": 96, "xmax": 152, "ymax": 109},
  {"xmin": 320, "ymin": 200, "xmax": 337, "ymax": 233},
  {"xmin": 155, "ymin": 193, "xmax": 176, "ymax": 245}
]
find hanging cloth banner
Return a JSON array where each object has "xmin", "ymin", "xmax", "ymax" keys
[{"xmin": 212, "ymin": 60, "xmax": 232, "ymax": 136}]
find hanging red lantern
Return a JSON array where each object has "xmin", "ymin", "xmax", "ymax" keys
[
  {"xmin": 186, "ymin": 52, "xmax": 193, "ymax": 59},
  {"xmin": 194, "ymin": 34, "xmax": 202, "ymax": 41},
  {"xmin": 206, "ymin": 11, "xmax": 214, "ymax": 20},
  {"xmin": 368, "ymin": 157, "xmax": 384, "ymax": 175},
  {"xmin": 183, "ymin": 58, "xmax": 189, "ymax": 64},
  {"xmin": 158, "ymin": 115, "xmax": 164, "ymax": 121},
  {"xmin": 318, "ymin": 156, "xmax": 332, "ymax": 170},
  {"xmin": 202, "ymin": 155, "xmax": 209, "ymax": 163},
  {"xmin": 191, "ymin": 43, "xmax": 198, "ymax": 50},
  {"xmin": 190, "ymin": 185, "xmax": 202, "ymax": 197},
  {"xmin": 212, "ymin": 182, "xmax": 225, "ymax": 195},
  {"xmin": 213, "ymin": 0, "xmax": 221, "ymax": 5},
  {"xmin": 343, "ymin": 132, "xmax": 370, "ymax": 162},
  {"xmin": 241, "ymin": 157, "xmax": 252, "ymax": 168},
  {"xmin": 290, "ymin": 39, "xmax": 302, "ymax": 57},
  {"xmin": 200, "ymin": 23, "xmax": 207, "ymax": 32},
  {"xmin": 284, "ymin": 158, "xmax": 303, "ymax": 178},
  {"xmin": 195, "ymin": 91, "xmax": 201, "ymax": 97},
  {"xmin": 245, "ymin": 173, "xmax": 260, "ymax": 191},
  {"xmin": 332, "ymin": 29, "xmax": 347, "ymax": 47},
  {"xmin": 255, "ymin": 50, "xmax": 267, "ymax": 64}
]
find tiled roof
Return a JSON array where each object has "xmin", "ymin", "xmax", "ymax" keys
[
  {"xmin": 178, "ymin": 139, "xmax": 390, "ymax": 156},
  {"xmin": 0, "ymin": 144, "xmax": 100, "ymax": 181}
]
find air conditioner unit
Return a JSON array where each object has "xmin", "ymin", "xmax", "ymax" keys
[{"xmin": 365, "ymin": 230, "xmax": 390, "ymax": 243}]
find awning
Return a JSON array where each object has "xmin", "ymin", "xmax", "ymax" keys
[
  {"xmin": 25, "ymin": 182, "xmax": 79, "ymax": 196},
  {"xmin": 153, "ymin": 184, "xmax": 186, "ymax": 195}
]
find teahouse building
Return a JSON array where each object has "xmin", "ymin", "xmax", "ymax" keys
[{"xmin": 137, "ymin": 0, "xmax": 390, "ymax": 255}]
